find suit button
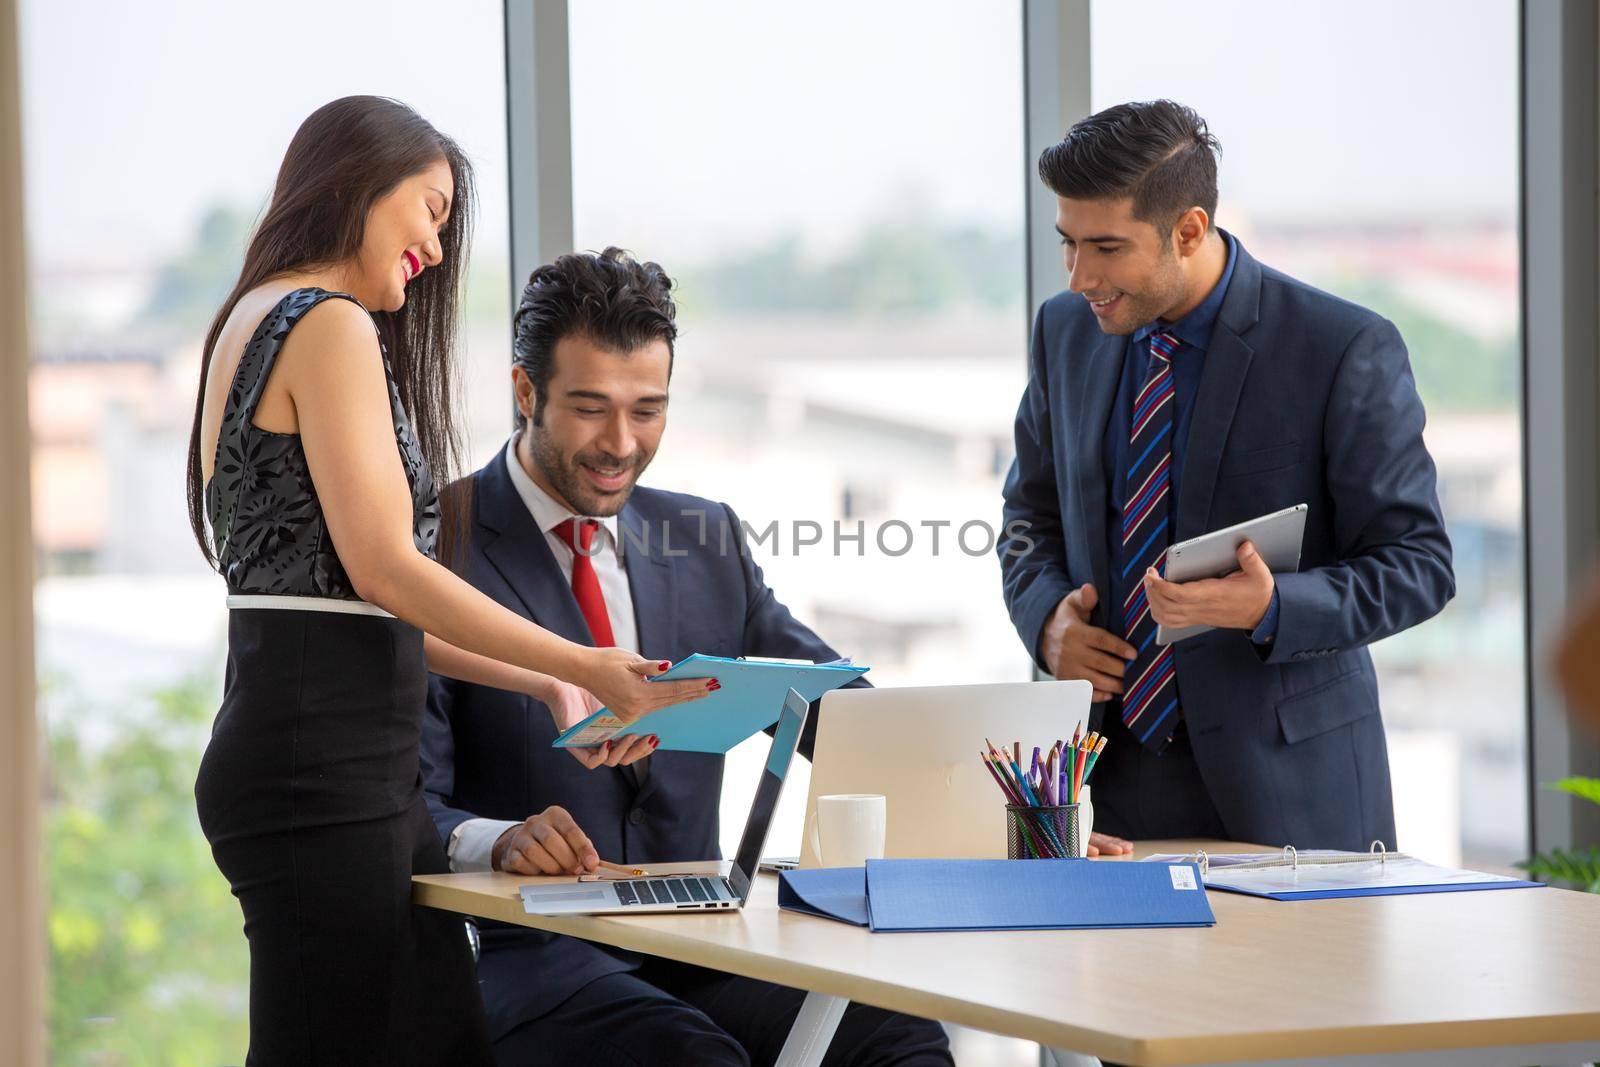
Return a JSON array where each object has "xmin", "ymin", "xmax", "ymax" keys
[{"xmin": 628, "ymin": 808, "xmax": 645, "ymax": 826}]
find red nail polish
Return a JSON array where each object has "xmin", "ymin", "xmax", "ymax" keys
[
  {"xmin": 706, "ymin": 679, "xmax": 719, "ymax": 690},
  {"xmin": 650, "ymin": 735, "xmax": 660, "ymax": 747},
  {"xmin": 659, "ymin": 661, "xmax": 671, "ymax": 670}
]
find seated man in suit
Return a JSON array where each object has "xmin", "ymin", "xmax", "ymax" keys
[
  {"xmin": 422, "ymin": 247, "xmax": 953, "ymax": 1067},
  {"xmin": 1000, "ymin": 100, "xmax": 1455, "ymax": 852}
]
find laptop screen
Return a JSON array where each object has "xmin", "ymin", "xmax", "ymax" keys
[{"xmin": 728, "ymin": 688, "xmax": 807, "ymax": 904}]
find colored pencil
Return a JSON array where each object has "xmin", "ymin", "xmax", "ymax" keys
[
  {"xmin": 985, "ymin": 740, "xmax": 1028, "ymax": 801},
  {"xmin": 982, "ymin": 736, "xmax": 1118, "ymax": 859},
  {"xmin": 1082, "ymin": 735, "xmax": 1108, "ymax": 786},
  {"xmin": 979, "ymin": 752, "xmax": 1022, "ymax": 804},
  {"xmin": 980, "ymin": 751, "xmax": 1055, "ymax": 856}
]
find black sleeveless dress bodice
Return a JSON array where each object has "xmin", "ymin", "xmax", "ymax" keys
[
  {"xmin": 194, "ymin": 287, "xmax": 492, "ymax": 1066},
  {"xmin": 205, "ymin": 286, "xmax": 441, "ymax": 597}
]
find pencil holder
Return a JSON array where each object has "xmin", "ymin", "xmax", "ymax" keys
[{"xmin": 1006, "ymin": 803, "xmax": 1080, "ymax": 860}]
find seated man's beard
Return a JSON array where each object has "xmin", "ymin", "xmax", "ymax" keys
[{"xmin": 533, "ymin": 431, "xmax": 646, "ymax": 517}]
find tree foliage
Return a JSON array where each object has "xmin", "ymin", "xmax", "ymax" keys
[
  {"xmin": 45, "ymin": 673, "xmax": 249, "ymax": 1066},
  {"xmin": 1517, "ymin": 777, "xmax": 1600, "ymax": 893}
]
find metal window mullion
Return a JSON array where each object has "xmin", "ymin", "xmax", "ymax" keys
[
  {"xmin": 503, "ymin": 0, "xmax": 575, "ymax": 321},
  {"xmin": 1022, "ymin": 0, "xmax": 1091, "ymax": 318},
  {"xmin": 1521, "ymin": 0, "xmax": 1600, "ymax": 857},
  {"xmin": 1021, "ymin": 1, "xmax": 1091, "ymax": 689}
]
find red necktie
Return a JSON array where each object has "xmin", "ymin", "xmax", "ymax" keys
[{"xmin": 552, "ymin": 519, "xmax": 616, "ymax": 647}]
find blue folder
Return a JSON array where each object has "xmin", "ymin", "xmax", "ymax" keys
[
  {"xmin": 776, "ymin": 867, "xmax": 869, "ymax": 927},
  {"xmin": 551, "ymin": 654, "xmax": 867, "ymax": 754},
  {"xmin": 779, "ymin": 859, "xmax": 1215, "ymax": 932}
]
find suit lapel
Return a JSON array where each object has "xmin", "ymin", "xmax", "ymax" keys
[
  {"xmin": 619, "ymin": 501, "xmax": 676, "ymax": 801},
  {"xmin": 1175, "ymin": 243, "xmax": 1263, "ymax": 542},
  {"xmin": 1071, "ymin": 332, "xmax": 1127, "ymax": 624}
]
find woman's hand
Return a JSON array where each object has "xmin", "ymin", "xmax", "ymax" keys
[
  {"xmin": 534, "ymin": 674, "xmax": 657, "ymax": 769},
  {"xmin": 576, "ymin": 649, "xmax": 718, "ymax": 723}
]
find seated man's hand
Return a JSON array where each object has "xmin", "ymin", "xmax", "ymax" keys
[
  {"xmin": 1086, "ymin": 831, "xmax": 1133, "ymax": 858},
  {"xmin": 492, "ymin": 806, "xmax": 599, "ymax": 876},
  {"xmin": 1144, "ymin": 539, "xmax": 1275, "ymax": 633},
  {"xmin": 538, "ymin": 675, "xmax": 659, "ymax": 769},
  {"xmin": 1039, "ymin": 584, "xmax": 1138, "ymax": 702}
]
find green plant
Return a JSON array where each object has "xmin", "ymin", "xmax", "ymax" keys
[
  {"xmin": 44, "ymin": 671, "xmax": 249, "ymax": 1066},
  {"xmin": 1517, "ymin": 777, "xmax": 1600, "ymax": 892}
]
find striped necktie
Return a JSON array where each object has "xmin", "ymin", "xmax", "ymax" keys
[{"xmin": 1119, "ymin": 330, "xmax": 1182, "ymax": 752}]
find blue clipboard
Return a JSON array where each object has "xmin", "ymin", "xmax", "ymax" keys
[{"xmin": 551, "ymin": 653, "xmax": 867, "ymax": 754}]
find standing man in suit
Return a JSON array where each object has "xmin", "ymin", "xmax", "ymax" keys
[
  {"xmin": 423, "ymin": 248, "xmax": 953, "ymax": 1066},
  {"xmin": 999, "ymin": 101, "xmax": 1455, "ymax": 852}
]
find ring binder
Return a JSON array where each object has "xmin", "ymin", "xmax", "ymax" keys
[
  {"xmin": 1147, "ymin": 842, "xmax": 1542, "ymax": 901},
  {"xmin": 1181, "ymin": 841, "xmax": 1405, "ymax": 877}
]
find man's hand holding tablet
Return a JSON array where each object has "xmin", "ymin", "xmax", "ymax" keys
[{"xmin": 1144, "ymin": 503, "xmax": 1309, "ymax": 645}]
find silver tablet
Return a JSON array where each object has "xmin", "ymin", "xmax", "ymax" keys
[{"xmin": 1155, "ymin": 503, "xmax": 1308, "ymax": 646}]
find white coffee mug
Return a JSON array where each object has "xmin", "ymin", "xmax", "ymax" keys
[
  {"xmin": 1074, "ymin": 786, "xmax": 1095, "ymax": 859},
  {"xmin": 807, "ymin": 794, "xmax": 887, "ymax": 867}
]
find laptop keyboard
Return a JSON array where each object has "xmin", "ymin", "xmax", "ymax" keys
[{"xmin": 616, "ymin": 877, "xmax": 727, "ymax": 906}]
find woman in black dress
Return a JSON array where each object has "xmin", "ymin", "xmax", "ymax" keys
[{"xmin": 186, "ymin": 96, "xmax": 712, "ymax": 1066}]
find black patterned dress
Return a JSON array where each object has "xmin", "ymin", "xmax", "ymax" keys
[{"xmin": 194, "ymin": 288, "xmax": 493, "ymax": 1066}]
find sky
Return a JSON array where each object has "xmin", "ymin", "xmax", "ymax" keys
[
  {"xmin": 18, "ymin": 0, "xmax": 511, "ymax": 266},
  {"xmin": 19, "ymin": 0, "xmax": 1517, "ymax": 270},
  {"xmin": 1091, "ymin": 0, "xmax": 1519, "ymax": 227}
]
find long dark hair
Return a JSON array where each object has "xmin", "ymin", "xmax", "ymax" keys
[{"xmin": 185, "ymin": 95, "xmax": 475, "ymax": 567}]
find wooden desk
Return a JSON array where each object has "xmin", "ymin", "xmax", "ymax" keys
[{"xmin": 414, "ymin": 842, "xmax": 1600, "ymax": 1066}]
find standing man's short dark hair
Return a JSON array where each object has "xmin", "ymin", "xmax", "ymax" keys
[
  {"xmin": 512, "ymin": 246, "xmax": 678, "ymax": 429},
  {"xmin": 1037, "ymin": 100, "xmax": 1221, "ymax": 237}
]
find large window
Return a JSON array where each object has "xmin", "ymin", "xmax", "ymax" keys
[
  {"xmin": 568, "ymin": 0, "xmax": 1031, "ymax": 862},
  {"xmin": 1092, "ymin": 0, "xmax": 1524, "ymax": 868},
  {"xmin": 16, "ymin": 1, "xmax": 1530, "ymax": 1060},
  {"xmin": 20, "ymin": 2, "xmax": 511, "ymax": 1059}
]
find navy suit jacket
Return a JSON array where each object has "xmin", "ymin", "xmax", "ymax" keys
[
  {"xmin": 422, "ymin": 453, "xmax": 863, "ymax": 1036},
  {"xmin": 999, "ymin": 239, "xmax": 1455, "ymax": 851}
]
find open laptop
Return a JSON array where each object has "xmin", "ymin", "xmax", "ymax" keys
[
  {"xmin": 798, "ymin": 679, "xmax": 1092, "ymax": 866},
  {"xmin": 520, "ymin": 687, "xmax": 807, "ymax": 916}
]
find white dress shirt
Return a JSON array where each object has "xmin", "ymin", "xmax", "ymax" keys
[{"xmin": 445, "ymin": 438, "xmax": 642, "ymax": 872}]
